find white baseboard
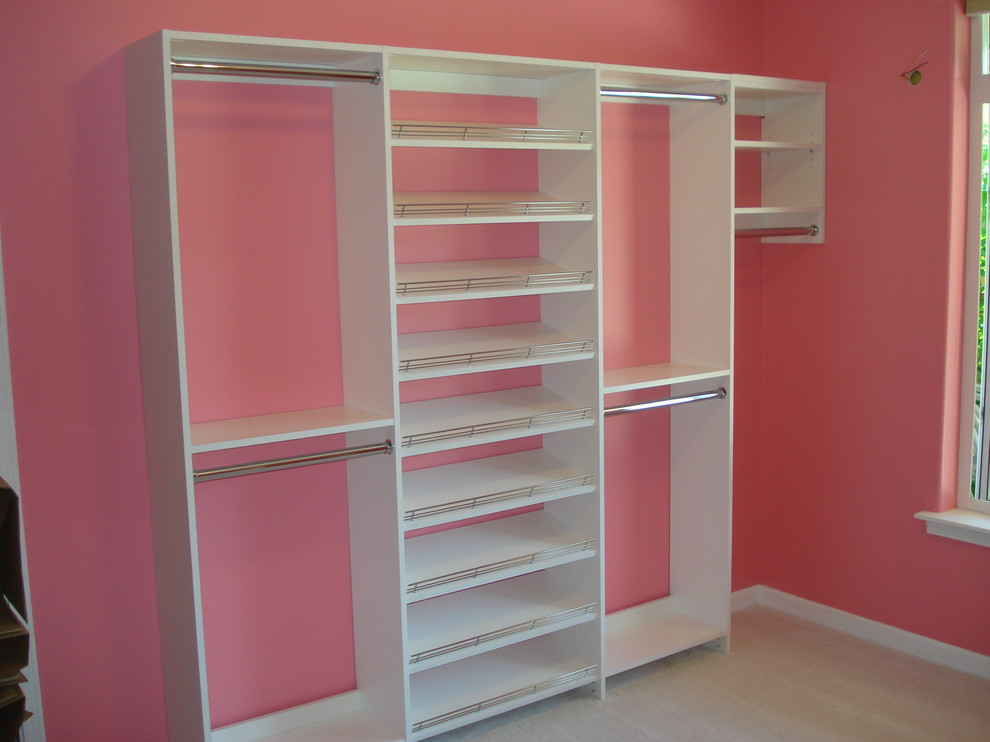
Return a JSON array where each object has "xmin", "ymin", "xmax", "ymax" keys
[{"xmin": 732, "ymin": 585, "xmax": 990, "ymax": 680}]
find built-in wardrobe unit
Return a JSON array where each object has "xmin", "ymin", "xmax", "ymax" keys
[{"xmin": 125, "ymin": 30, "xmax": 824, "ymax": 742}]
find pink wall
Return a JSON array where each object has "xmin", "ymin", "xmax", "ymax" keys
[
  {"xmin": 758, "ymin": 0, "xmax": 990, "ymax": 654},
  {"xmin": 4, "ymin": 0, "xmax": 987, "ymax": 740}
]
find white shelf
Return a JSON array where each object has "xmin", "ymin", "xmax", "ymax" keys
[
  {"xmin": 734, "ymin": 139, "xmax": 821, "ymax": 152},
  {"xmin": 603, "ymin": 363, "xmax": 729, "ymax": 394},
  {"xmin": 604, "ymin": 597, "xmax": 725, "ymax": 676},
  {"xmin": 212, "ymin": 698, "xmax": 403, "ymax": 742},
  {"xmin": 407, "ymin": 571, "xmax": 597, "ymax": 671},
  {"xmin": 391, "ymin": 121, "xmax": 592, "ymax": 149},
  {"xmin": 403, "ymin": 448, "xmax": 596, "ymax": 529},
  {"xmin": 392, "ymin": 191, "xmax": 595, "ymax": 225},
  {"xmin": 404, "ymin": 510, "xmax": 597, "ymax": 602},
  {"xmin": 399, "ymin": 386, "xmax": 594, "ymax": 454},
  {"xmin": 733, "ymin": 205, "xmax": 820, "ymax": 216},
  {"xmin": 409, "ymin": 640, "xmax": 596, "ymax": 738},
  {"xmin": 189, "ymin": 405, "xmax": 393, "ymax": 453},
  {"xmin": 395, "ymin": 258, "xmax": 594, "ymax": 303},
  {"xmin": 398, "ymin": 322, "xmax": 595, "ymax": 380}
]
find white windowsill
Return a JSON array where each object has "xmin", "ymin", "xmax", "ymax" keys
[{"xmin": 915, "ymin": 509, "xmax": 990, "ymax": 547}]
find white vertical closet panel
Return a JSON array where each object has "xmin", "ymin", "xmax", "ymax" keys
[
  {"xmin": 667, "ymin": 82, "xmax": 733, "ymax": 639},
  {"xmin": 333, "ymin": 57, "xmax": 407, "ymax": 734},
  {"xmin": 126, "ymin": 31, "xmax": 211, "ymax": 742}
]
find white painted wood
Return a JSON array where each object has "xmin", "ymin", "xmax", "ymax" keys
[
  {"xmin": 125, "ymin": 30, "xmax": 827, "ymax": 738},
  {"xmin": 394, "ymin": 257, "xmax": 594, "ymax": 303},
  {"xmin": 399, "ymin": 386, "xmax": 595, "ymax": 455},
  {"xmin": 404, "ymin": 510, "xmax": 597, "ymax": 602},
  {"xmin": 916, "ymin": 508, "xmax": 990, "ymax": 547},
  {"xmin": 212, "ymin": 691, "xmax": 362, "ymax": 742},
  {"xmin": 604, "ymin": 596, "xmax": 725, "ymax": 676},
  {"xmin": 733, "ymin": 139, "xmax": 821, "ymax": 152},
  {"xmin": 732, "ymin": 76, "xmax": 825, "ymax": 243},
  {"xmin": 402, "ymin": 448, "xmax": 596, "ymax": 530},
  {"xmin": 392, "ymin": 191, "xmax": 595, "ymax": 226},
  {"xmin": 602, "ymin": 363, "xmax": 729, "ymax": 393},
  {"xmin": 189, "ymin": 406, "xmax": 392, "ymax": 452},
  {"xmin": 168, "ymin": 31, "xmax": 380, "ymax": 67},
  {"xmin": 749, "ymin": 586, "xmax": 990, "ymax": 681},
  {"xmin": 126, "ymin": 30, "xmax": 212, "ymax": 742},
  {"xmin": 408, "ymin": 638, "xmax": 597, "ymax": 739},
  {"xmin": 669, "ymin": 379, "xmax": 733, "ymax": 636},
  {"xmin": 669, "ymin": 81, "xmax": 733, "ymax": 374},
  {"xmin": 407, "ymin": 570, "xmax": 598, "ymax": 672},
  {"xmin": 397, "ymin": 322, "xmax": 595, "ymax": 380},
  {"xmin": 391, "ymin": 121, "xmax": 592, "ymax": 150}
]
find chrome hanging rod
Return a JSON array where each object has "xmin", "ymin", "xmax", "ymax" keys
[
  {"xmin": 171, "ymin": 59, "xmax": 382, "ymax": 84},
  {"xmin": 600, "ymin": 86, "xmax": 727, "ymax": 104},
  {"xmin": 604, "ymin": 388, "xmax": 726, "ymax": 417},
  {"xmin": 735, "ymin": 225, "xmax": 819, "ymax": 239},
  {"xmin": 193, "ymin": 440, "xmax": 393, "ymax": 482}
]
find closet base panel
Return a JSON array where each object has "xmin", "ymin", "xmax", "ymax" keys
[
  {"xmin": 604, "ymin": 596, "xmax": 726, "ymax": 677},
  {"xmin": 211, "ymin": 691, "xmax": 404, "ymax": 742}
]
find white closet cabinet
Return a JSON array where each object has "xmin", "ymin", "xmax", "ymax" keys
[
  {"xmin": 124, "ymin": 30, "xmax": 824, "ymax": 742},
  {"xmin": 733, "ymin": 76, "xmax": 826, "ymax": 242}
]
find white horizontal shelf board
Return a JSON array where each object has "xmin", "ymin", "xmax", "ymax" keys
[
  {"xmin": 599, "ymin": 64, "xmax": 728, "ymax": 90},
  {"xmin": 392, "ymin": 191, "xmax": 595, "ymax": 225},
  {"xmin": 168, "ymin": 33, "xmax": 380, "ymax": 66},
  {"xmin": 403, "ymin": 448, "xmax": 595, "ymax": 529},
  {"xmin": 733, "ymin": 75, "xmax": 823, "ymax": 98},
  {"xmin": 395, "ymin": 258, "xmax": 594, "ymax": 303},
  {"xmin": 404, "ymin": 510, "xmax": 596, "ymax": 602},
  {"xmin": 734, "ymin": 139, "xmax": 821, "ymax": 152},
  {"xmin": 409, "ymin": 641, "xmax": 595, "ymax": 737},
  {"xmin": 733, "ymin": 205, "xmax": 821, "ymax": 215},
  {"xmin": 603, "ymin": 363, "xmax": 729, "ymax": 394},
  {"xmin": 388, "ymin": 50, "xmax": 593, "ymax": 78},
  {"xmin": 391, "ymin": 121, "xmax": 592, "ymax": 150},
  {"xmin": 211, "ymin": 691, "xmax": 402, "ymax": 742},
  {"xmin": 407, "ymin": 570, "xmax": 597, "ymax": 672},
  {"xmin": 398, "ymin": 322, "xmax": 594, "ymax": 380},
  {"xmin": 399, "ymin": 386, "xmax": 594, "ymax": 454},
  {"xmin": 189, "ymin": 406, "xmax": 393, "ymax": 453},
  {"xmin": 605, "ymin": 597, "xmax": 725, "ymax": 676}
]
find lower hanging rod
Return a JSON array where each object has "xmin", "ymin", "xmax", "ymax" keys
[
  {"xmin": 193, "ymin": 440, "xmax": 393, "ymax": 482},
  {"xmin": 604, "ymin": 388, "xmax": 726, "ymax": 417},
  {"xmin": 735, "ymin": 225, "xmax": 818, "ymax": 239},
  {"xmin": 171, "ymin": 59, "xmax": 382, "ymax": 84}
]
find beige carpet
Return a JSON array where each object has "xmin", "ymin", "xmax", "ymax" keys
[{"xmin": 430, "ymin": 606, "xmax": 990, "ymax": 741}]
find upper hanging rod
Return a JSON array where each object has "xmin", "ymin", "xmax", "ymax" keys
[
  {"xmin": 735, "ymin": 225, "xmax": 819, "ymax": 239},
  {"xmin": 604, "ymin": 388, "xmax": 726, "ymax": 417},
  {"xmin": 193, "ymin": 440, "xmax": 393, "ymax": 483},
  {"xmin": 171, "ymin": 59, "xmax": 382, "ymax": 84},
  {"xmin": 600, "ymin": 86, "xmax": 727, "ymax": 104}
]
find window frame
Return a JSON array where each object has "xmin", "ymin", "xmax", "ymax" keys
[
  {"xmin": 958, "ymin": 14, "xmax": 990, "ymax": 517},
  {"xmin": 916, "ymin": 15, "xmax": 990, "ymax": 547}
]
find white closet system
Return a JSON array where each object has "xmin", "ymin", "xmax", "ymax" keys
[{"xmin": 125, "ymin": 30, "xmax": 824, "ymax": 742}]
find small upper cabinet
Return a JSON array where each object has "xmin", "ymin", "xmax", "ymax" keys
[{"xmin": 732, "ymin": 75, "xmax": 825, "ymax": 243}]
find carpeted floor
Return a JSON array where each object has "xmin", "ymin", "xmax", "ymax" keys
[{"xmin": 429, "ymin": 606, "xmax": 990, "ymax": 741}]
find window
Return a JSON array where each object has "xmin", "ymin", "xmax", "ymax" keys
[
  {"xmin": 916, "ymin": 12, "xmax": 990, "ymax": 546},
  {"xmin": 966, "ymin": 14, "xmax": 990, "ymax": 512}
]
